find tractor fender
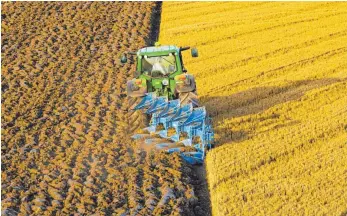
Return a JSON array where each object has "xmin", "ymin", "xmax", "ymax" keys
[
  {"xmin": 127, "ymin": 79, "xmax": 147, "ymax": 97},
  {"xmin": 175, "ymin": 74, "xmax": 196, "ymax": 93}
]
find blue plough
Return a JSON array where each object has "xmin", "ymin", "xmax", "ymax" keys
[{"xmin": 130, "ymin": 93, "xmax": 214, "ymax": 165}]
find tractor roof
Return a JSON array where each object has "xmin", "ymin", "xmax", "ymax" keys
[{"xmin": 138, "ymin": 45, "xmax": 180, "ymax": 56}]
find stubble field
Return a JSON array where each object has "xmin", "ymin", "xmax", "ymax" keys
[{"xmin": 159, "ymin": 2, "xmax": 347, "ymax": 215}]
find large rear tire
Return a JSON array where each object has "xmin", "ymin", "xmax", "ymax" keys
[
  {"xmin": 179, "ymin": 91, "xmax": 199, "ymax": 108},
  {"xmin": 128, "ymin": 97, "xmax": 150, "ymax": 133}
]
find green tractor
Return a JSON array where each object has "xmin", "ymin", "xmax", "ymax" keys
[
  {"xmin": 122, "ymin": 43, "xmax": 199, "ymax": 109},
  {"xmin": 121, "ymin": 43, "xmax": 214, "ymax": 165}
]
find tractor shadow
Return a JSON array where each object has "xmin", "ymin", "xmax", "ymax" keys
[{"xmin": 200, "ymin": 78, "xmax": 343, "ymax": 146}]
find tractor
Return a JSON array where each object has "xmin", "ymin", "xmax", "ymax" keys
[{"xmin": 121, "ymin": 43, "xmax": 214, "ymax": 164}]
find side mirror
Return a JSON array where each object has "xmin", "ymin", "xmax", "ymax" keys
[
  {"xmin": 120, "ymin": 55, "xmax": 127, "ymax": 63},
  {"xmin": 191, "ymin": 48, "xmax": 198, "ymax": 57}
]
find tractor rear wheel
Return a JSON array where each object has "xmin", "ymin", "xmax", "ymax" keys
[
  {"xmin": 128, "ymin": 97, "xmax": 150, "ymax": 133},
  {"xmin": 179, "ymin": 91, "xmax": 199, "ymax": 108}
]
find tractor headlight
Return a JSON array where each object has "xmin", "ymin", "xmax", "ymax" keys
[{"xmin": 162, "ymin": 79, "xmax": 169, "ymax": 86}]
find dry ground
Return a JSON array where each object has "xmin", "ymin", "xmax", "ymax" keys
[{"xmin": 1, "ymin": 2, "xmax": 202, "ymax": 215}]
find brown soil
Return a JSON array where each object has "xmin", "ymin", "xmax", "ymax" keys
[{"xmin": 1, "ymin": 2, "xmax": 206, "ymax": 215}]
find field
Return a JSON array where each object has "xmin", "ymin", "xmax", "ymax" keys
[
  {"xmin": 160, "ymin": 2, "xmax": 347, "ymax": 215},
  {"xmin": 2, "ymin": 2, "xmax": 347, "ymax": 216},
  {"xmin": 1, "ymin": 2, "xmax": 204, "ymax": 215}
]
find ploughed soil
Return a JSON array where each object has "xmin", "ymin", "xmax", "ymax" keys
[{"xmin": 1, "ymin": 2, "xmax": 211, "ymax": 215}]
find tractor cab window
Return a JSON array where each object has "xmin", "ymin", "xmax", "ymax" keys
[{"xmin": 141, "ymin": 54, "xmax": 176, "ymax": 77}]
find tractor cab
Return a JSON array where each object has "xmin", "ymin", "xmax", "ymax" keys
[
  {"xmin": 138, "ymin": 45, "xmax": 182, "ymax": 78},
  {"xmin": 123, "ymin": 43, "xmax": 198, "ymax": 100}
]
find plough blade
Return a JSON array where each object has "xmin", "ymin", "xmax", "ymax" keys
[
  {"xmin": 181, "ymin": 152, "xmax": 204, "ymax": 165},
  {"xmin": 167, "ymin": 148, "xmax": 182, "ymax": 154},
  {"xmin": 169, "ymin": 133, "xmax": 180, "ymax": 142},
  {"xmin": 158, "ymin": 99, "xmax": 180, "ymax": 118},
  {"xmin": 180, "ymin": 139, "xmax": 192, "ymax": 147},
  {"xmin": 155, "ymin": 142, "xmax": 184, "ymax": 150},
  {"xmin": 146, "ymin": 96, "xmax": 168, "ymax": 114},
  {"xmin": 134, "ymin": 93, "xmax": 156, "ymax": 110},
  {"xmin": 167, "ymin": 148, "xmax": 204, "ymax": 165},
  {"xmin": 157, "ymin": 129, "xmax": 168, "ymax": 138},
  {"xmin": 170, "ymin": 104, "xmax": 193, "ymax": 125},
  {"xmin": 182, "ymin": 107, "xmax": 206, "ymax": 129}
]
